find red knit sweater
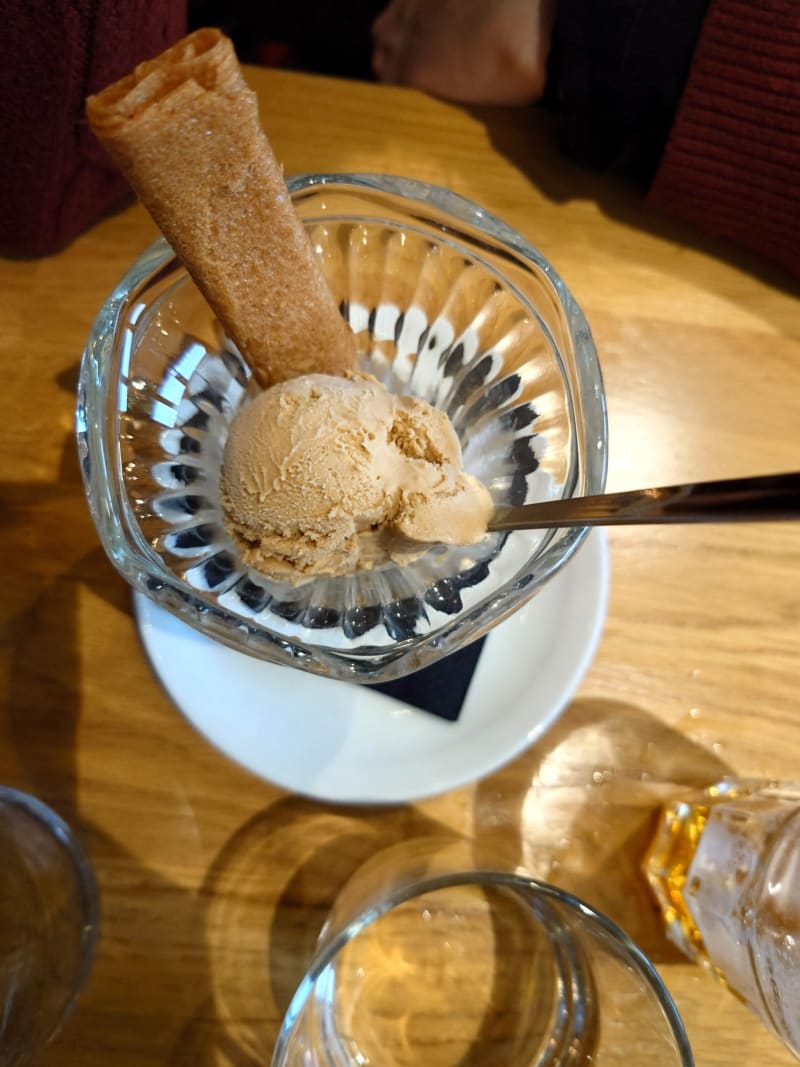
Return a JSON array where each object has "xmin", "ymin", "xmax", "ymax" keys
[
  {"xmin": 647, "ymin": 0, "xmax": 800, "ymax": 277},
  {"xmin": 0, "ymin": 1, "xmax": 186, "ymax": 257}
]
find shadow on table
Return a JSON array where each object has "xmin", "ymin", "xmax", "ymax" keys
[
  {"xmin": 467, "ymin": 104, "xmax": 798, "ymax": 328},
  {"xmin": 3, "ymin": 423, "xmax": 222, "ymax": 1066},
  {"xmin": 193, "ymin": 695, "xmax": 731, "ymax": 1064},
  {"xmin": 472, "ymin": 696, "xmax": 731, "ymax": 963},
  {"xmin": 6, "ymin": 566, "xmax": 217, "ymax": 1066},
  {"xmin": 191, "ymin": 796, "xmax": 459, "ymax": 1066},
  {"xmin": 2, "ymin": 419, "xmax": 130, "ymax": 826}
]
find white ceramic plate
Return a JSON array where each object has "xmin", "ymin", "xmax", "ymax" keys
[{"xmin": 134, "ymin": 531, "xmax": 609, "ymax": 804}]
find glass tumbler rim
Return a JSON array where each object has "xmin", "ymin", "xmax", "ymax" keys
[
  {"xmin": 0, "ymin": 786, "xmax": 101, "ymax": 1044},
  {"xmin": 272, "ymin": 864, "xmax": 694, "ymax": 1067}
]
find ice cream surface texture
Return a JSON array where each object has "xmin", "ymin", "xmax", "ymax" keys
[{"xmin": 220, "ymin": 374, "xmax": 493, "ymax": 583}]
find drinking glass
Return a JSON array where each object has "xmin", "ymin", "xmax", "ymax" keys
[
  {"xmin": 272, "ymin": 838, "xmax": 694, "ymax": 1066},
  {"xmin": 0, "ymin": 787, "xmax": 100, "ymax": 1066},
  {"xmin": 644, "ymin": 778, "xmax": 800, "ymax": 1057}
]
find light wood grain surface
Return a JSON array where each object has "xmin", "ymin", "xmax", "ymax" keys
[{"xmin": 2, "ymin": 64, "xmax": 799, "ymax": 1066}]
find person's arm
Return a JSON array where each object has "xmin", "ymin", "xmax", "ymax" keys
[{"xmin": 372, "ymin": 0, "xmax": 555, "ymax": 105}]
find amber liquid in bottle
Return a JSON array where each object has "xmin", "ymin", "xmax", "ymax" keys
[
  {"xmin": 644, "ymin": 779, "xmax": 800, "ymax": 1057},
  {"xmin": 643, "ymin": 792, "xmax": 718, "ymax": 971}
]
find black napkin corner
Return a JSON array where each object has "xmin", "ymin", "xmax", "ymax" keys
[{"xmin": 372, "ymin": 637, "xmax": 486, "ymax": 722}]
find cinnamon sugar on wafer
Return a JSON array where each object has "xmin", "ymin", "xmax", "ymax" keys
[{"xmin": 86, "ymin": 28, "xmax": 357, "ymax": 387}]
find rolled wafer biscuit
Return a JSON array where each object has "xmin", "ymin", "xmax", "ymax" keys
[{"xmin": 86, "ymin": 28, "xmax": 357, "ymax": 387}]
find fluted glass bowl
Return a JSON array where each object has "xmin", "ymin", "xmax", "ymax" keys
[{"xmin": 77, "ymin": 174, "xmax": 607, "ymax": 683}]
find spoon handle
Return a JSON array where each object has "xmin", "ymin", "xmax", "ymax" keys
[{"xmin": 488, "ymin": 472, "xmax": 800, "ymax": 532}]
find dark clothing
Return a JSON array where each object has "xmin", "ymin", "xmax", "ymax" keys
[
  {"xmin": 187, "ymin": 0, "xmax": 386, "ymax": 81},
  {"xmin": 547, "ymin": 0, "xmax": 712, "ymax": 183},
  {"xmin": 547, "ymin": 0, "xmax": 800, "ymax": 275},
  {"xmin": 0, "ymin": 1, "xmax": 187, "ymax": 256}
]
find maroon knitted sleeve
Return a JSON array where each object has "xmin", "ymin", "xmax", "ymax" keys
[
  {"xmin": 646, "ymin": 0, "xmax": 800, "ymax": 276},
  {"xmin": 0, "ymin": 1, "xmax": 187, "ymax": 257}
]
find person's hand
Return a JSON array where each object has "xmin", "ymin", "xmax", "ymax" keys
[{"xmin": 372, "ymin": 0, "xmax": 555, "ymax": 105}]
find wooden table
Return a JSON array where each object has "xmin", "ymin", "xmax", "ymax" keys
[{"xmin": 2, "ymin": 64, "xmax": 799, "ymax": 1066}]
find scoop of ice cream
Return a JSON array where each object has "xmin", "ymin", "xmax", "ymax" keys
[{"xmin": 220, "ymin": 373, "xmax": 492, "ymax": 582}]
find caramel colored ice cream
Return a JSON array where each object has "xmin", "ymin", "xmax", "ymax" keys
[{"xmin": 220, "ymin": 374, "xmax": 493, "ymax": 583}]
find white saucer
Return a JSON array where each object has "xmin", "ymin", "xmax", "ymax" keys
[{"xmin": 134, "ymin": 531, "xmax": 609, "ymax": 804}]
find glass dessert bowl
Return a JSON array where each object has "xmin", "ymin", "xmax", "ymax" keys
[{"xmin": 77, "ymin": 174, "xmax": 607, "ymax": 683}]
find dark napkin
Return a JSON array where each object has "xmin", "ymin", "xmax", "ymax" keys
[{"xmin": 372, "ymin": 637, "xmax": 486, "ymax": 722}]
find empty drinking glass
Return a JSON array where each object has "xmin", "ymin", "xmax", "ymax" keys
[
  {"xmin": 273, "ymin": 837, "xmax": 694, "ymax": 1066},
  {"xmin": 0, "ymin": 787, "xmax": 99, "ymax": 1066}
]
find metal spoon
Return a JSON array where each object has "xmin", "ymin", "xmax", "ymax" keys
[{"xmin": 488, "ymin": 472, "xmax": 800, "ymax": 532}]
